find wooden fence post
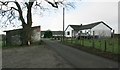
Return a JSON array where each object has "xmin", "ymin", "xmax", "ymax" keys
[
  {"xmin": 71, "ymin": 36, "xmax": 73, "ymax": 44},
  {"xmin": 100, "ymin": 40, "xmax": 101, "ymax": 51},
  {"xmin": 112, "ymin": 30, "xmax": 115, "ymax": 53},
  {"xmin": 83, "ymin": 36, "xmax": 84, "ymax": 46},
  {"xmin": 104, "ymin": 40, "xmax": 107, "ymax": 52},
  {"xmin": 93, "ymin": 31, "xmax": 95, "ymax": 48},
  {"xmin": 80, "ymin": 36, "xmax": 82, "ymax": 45}
]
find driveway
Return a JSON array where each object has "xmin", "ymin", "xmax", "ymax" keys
[
  {"xmin": 2, "ymin": 45, "xmax": 73, "ymax": 68},
  {"xmin": 43, "ymin": 39, "xmax": 119, "ymax": 68}
]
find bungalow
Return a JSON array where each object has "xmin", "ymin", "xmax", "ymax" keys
[
  {"xmin": 4, "ymin": 26, "xmax": 41, "ymax": 46},
  {"xmin": 65, "ymin": 21, "xmax": 112, "ymax": 38}
]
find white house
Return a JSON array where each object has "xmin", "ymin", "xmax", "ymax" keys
[
  {"xmin": 65, "ymin": 21, "xmax": 112, "ymax": 38},
  {"xmin": 65, "ymin": 25, "xmax": 80, "ymax": 38}
]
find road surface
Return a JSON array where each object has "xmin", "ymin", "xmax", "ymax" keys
[
  {"xmin": 43, "ymin": 39, "xmax": 119, "ymax": 68},
  {"xmin": 2, "ymin": 45, "xmax": 73, "ymax": 68}
]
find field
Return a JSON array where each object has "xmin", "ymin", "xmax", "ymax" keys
[{"xmin": 63, "ymin": 38, "xmax": 119, "ymax": 54}]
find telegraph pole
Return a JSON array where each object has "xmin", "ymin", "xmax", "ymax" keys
[{"xmin": 63, "ymin": 7, "xmax": 65, "ymax": 41}]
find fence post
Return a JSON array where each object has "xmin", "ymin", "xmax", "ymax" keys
[
  {"xmin": 71, "ymin": 36, "xmax": 73, "ymax": 44},
  {"xmin": 83, "ymin": 36, "xmax": 84, "ymax": 46},
  {"xmin": 79, "ymin": 35, "xmax": 81, "ymax": 45},
  {"xmin": 92, "ymin": 31, "xmax": 95, "ymax": 48},
  {"xmin": 104, "ymin": 40, "xmax": 107, "ymax": 52},
  {"xmin": 112, "ymin": 30, "xmax": 115, "ymax": 53},
  {"xmin": 100, "ymin": 40, "xmax": 101, "ymax": 50},
  {"xmin": 71, "ymin": 30, "xmax": 73, "ymax": 44},
  {"xmin": 80, "ymin": 36, "xmax": 82, "ymax": 45}
]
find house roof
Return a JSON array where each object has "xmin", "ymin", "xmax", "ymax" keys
[
  {"xmin": 65, "ymin": 21, "xmax": 112, "ymax": 31},
  {"xmin": 4, "ymin": 26, "xmax": 40, "ymax": 32},
  {"xmin": 69, "ymin": 25, "xmax": 81, "ymax": 31}
]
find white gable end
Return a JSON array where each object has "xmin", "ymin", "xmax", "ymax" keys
[
  {"xmin": 65, "ymin": 26, "xmax": 74, "ymax": 37},
  {"xmin": 91, "ymin": 23, "xmax": 111, "ymax": 37}
]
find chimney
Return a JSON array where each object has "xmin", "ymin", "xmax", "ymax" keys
[{"xmin": 80, "ymin": 24, "xmax": 82, "ymax": 26}]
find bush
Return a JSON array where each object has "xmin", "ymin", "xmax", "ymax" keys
[{"xmin": 44, "ymin": 30, "xmax": 53, "ymax": 38}]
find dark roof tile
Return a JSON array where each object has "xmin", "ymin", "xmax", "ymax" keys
[{"xmin": 65, "ymin": 21, "xmax": 112, "ymax": 31}]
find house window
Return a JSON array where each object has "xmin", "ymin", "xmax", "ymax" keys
[
  {"xmin": 80, "ymin": 31, "xmax": 82, "ymax": 33},
  {"xmin": 67, "ymin": 31, "xmax": 70, "ymax": 35}
]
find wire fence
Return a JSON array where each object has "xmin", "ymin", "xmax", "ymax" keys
[{"xmin": 64, "ymin": 37, "xmax": 119, "ymax": 54}]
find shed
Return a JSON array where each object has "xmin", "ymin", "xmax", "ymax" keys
[{"xmin": 4, "ymin": 26, "xmax": 41, "ymax": 46}]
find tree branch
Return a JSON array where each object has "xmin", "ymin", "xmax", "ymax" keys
[
  {"xmin": 14, "ymin": 2, "xmax": 26, "ymax": 27},
  {"xmin": 45, "ymin": 0, "xmax": 58, "ymax": 8},
  {"xmin": 0, "ymin": 1, "xmax": 9, "ymax": 5},
  {"xmin": 25, "ymin": 2, "xmax": 29, "ymax": 8},
  {"xmin": 29, "ymin": 0, "xmax": 36, "ymax": 8},
  {"xmin": 11, "ymin": 7, "xmax": 18, "ymax": 11}
]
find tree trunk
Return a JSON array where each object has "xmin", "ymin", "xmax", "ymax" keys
[
  {"xmin": 20, "ymin": 7, "xmax": 33, "ymax": 46},
  {"xmin": 14, "ymin": 1, "xmax": 34, "ymax": 46},
  {"xmin": 21, "ymin": 26, "xmax": 32, "ymax": 46},
  {"xmin": 21, "ymin": 10, "xmax": 32, "ymax": 45}
]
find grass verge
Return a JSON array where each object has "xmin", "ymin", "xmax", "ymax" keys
[
  {"xmin": 61, "ymin": 40, "xmax": 119, "ymax": 62},
  {"xmin": 2, "ymin": 40, "xmax": 44, "ymax": 49}
]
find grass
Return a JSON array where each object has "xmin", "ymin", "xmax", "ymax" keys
[
  {"xmin": 64, "ymin": 38, "xmax": 119, "ymax": 54},
  {"xmin": 2, "ymin": 40, "xmax": 44, "ymax": 49},
  {"xmin": 62, "ymin": 38, "xmax": 119, "ymax": 62}
]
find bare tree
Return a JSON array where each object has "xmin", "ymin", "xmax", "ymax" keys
[{"xmin": 0, "ymin": 0, "xmax": 76, "ymax": 45}]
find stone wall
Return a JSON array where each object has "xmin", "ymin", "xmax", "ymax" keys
[
  {"xmin": 5, "ymin": 26, "xmax": 41, "ymax": 46},
  {"xmin": 31, "ymin": 26, "xmax": 41, "ymax": 43}
]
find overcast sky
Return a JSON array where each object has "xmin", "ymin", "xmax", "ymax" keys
[{"xmin": 0, "ymin": 0, "xmax": 119, "ymax": 34}]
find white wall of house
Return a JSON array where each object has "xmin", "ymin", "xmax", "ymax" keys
[
  {"xmin": 78, "ymin": 29, "xmax": 91, "ymax": 36},
  {"xmin": 73, "ymin": 30, "xmax": 78, "ymax": 37},
  {"xmin": 65, "ymin": 26, "xmax": 73, "ymax": 37},
  {"xmin": 91, "ymin": 23, "xmax": 111, "ymax": 37}
]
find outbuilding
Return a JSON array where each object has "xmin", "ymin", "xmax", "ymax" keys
[{"xmin": 4, "ymin": 26, "xmax": 41, "ymax": 46}]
